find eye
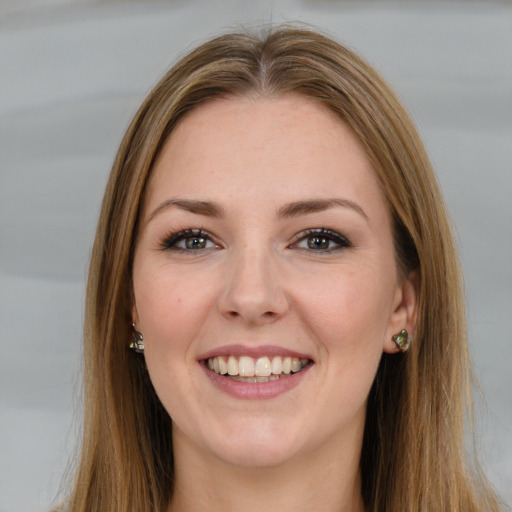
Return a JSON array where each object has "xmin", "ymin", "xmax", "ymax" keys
[
  {"xmin": 291, "ymin": 228, "xmax": 352, "ymax": 253},
  {"xmin": 161, "ymin": 229, "xmax": 219, "ymax": 251}
]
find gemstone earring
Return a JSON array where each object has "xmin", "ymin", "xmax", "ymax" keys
[
  {"xmin": 129, "ymin": 324, "xmax": 144, "ymax": 353},
  {"xmin": 392, "ymin": 329, "xmax": 410, "ymax": 353}
]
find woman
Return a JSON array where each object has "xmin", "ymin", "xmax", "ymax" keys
[{"xmin": 63, "ymin": 26, "xmax": 502, "ymax": 511}]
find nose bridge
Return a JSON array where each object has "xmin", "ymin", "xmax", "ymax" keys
[{"xmin": 219, "ymin": 241, "xmax": 288, "ymax": 323}]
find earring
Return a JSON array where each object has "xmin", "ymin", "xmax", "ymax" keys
[
  {"xmin": 129, "ymin": 324, "xmax": 144, "ymax": 353},
  {"xmin": 392, "ymin": 329, "xmax": 410, "ymax": 353}
]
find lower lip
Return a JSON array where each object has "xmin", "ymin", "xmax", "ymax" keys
[{"xmin": 201, "ymin": 363, "xmax": 312, "ymax": 400}]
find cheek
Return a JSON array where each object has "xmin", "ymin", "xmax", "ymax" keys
[
  {"xmin": 132, "ymin": 267, "xmax": 214, "ymax": 417},
  {"xmin": 291, "ymin": 264, "xmax": 396, "ymax": 405},
  {"xmin": 278, "ymin": 269, "xmax": 391, "ymax": 436},
  {"xmin": 295, "ymin": 267, "xmax": 395, "ymax": 346},
  {"xmin": 133, "ymin": 265, "xmax": 216, "ymax": 357}
]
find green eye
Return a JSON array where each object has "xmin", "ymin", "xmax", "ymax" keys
[
  {"xmin": 161, "ymin": 229, "xmax": 218, "ymax": 251},
  {"xmin": 293, "ymin": 228, "xmax": 352, "ymax": 253},
  {"xmin": 307, "ymin": 236, "xmax": 331, "ymax": 250},
  {"xmin": 185, "ymin": 236, "xmax": 207, "ymax": 249}
]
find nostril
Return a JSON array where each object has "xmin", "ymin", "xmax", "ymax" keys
[{"xmin": 225, "ymin": 310, "xmax": 277, "ymax": 321}]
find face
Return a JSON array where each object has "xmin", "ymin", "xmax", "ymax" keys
[{"xmin": 132, "ymin": 94, "xmax": 416, "ymax": 469}]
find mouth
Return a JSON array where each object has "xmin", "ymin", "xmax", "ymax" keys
[{"xmin": 205, "ymin": 355, "xmax": 311, "ymax": 383}]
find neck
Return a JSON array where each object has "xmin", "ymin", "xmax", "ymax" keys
[{"xmin": 168, "ymin": 422, "xmax": 366, "ymax": 512}]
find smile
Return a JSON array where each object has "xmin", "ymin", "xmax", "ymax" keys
[{"xmin": 206, "ymin": 355, "xmax": 310, "ymax": 383}]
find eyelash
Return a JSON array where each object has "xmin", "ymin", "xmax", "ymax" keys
[
  {"xmin": 290, "ymin": 228, "xmax": 352, "ymax": 253},
  {"xmin": 160, "ymin": 228, "xmax": 352, "ymax": 253},
  {"xmin": 160, "ymin": 228, "xmax": 218, "ymax": 251}
]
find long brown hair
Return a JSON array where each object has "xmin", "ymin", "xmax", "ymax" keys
[{"xmin": 65, "ymin": 25, "xmax": 502, "ymax": 511}]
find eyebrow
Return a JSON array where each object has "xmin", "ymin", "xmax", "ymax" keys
[
  {"xmin": 278, "ymin": 198, "xmax": 368, "ymax": 221},
  {"xmin": 147, "ymin": 199, "xmax": 225, "ymax": 223},
  {"xmin": 147, "ymin": 197, "xmax": 368, "ymax": 223}
]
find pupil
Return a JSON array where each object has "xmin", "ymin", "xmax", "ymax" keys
[
  {"xmin": 308, "ymin": 236, "xmax": 329, "ymax": 250},
  {"xmin": 186, "ymin": 237, "xmax": 206, "ymax": 249}
]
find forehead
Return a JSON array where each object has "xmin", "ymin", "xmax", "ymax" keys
[{"xmin": 145, "ymin": 93, "xmax": 388, "ymax": 222}]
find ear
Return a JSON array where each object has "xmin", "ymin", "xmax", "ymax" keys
[
  {"xmin": 383, "ymin": 270, "xmax": 419, "ymax": 354},
  {"xmin": 131, "ymin": 303, "xmax": 140, "ymax": 328}
]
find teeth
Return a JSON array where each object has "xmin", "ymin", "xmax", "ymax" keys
[
  {"xmin": 206, "ymin": 355, "xmax": 309, "ymax": 379},
  {"xmin": 218, "ymin": 357, "xmax": 228, "ymax": 375},
  {"xmin": 291, "ymin": 358, "xmax": 302, "ymax": 372},
  {"xmin": 239, "ymin": 356, "xmax": 255, "ymax": 377},
  {"xmin": 255, "ymin": 356, "xmax": 271, "ymax": 377},
  {"xmin": 230, "ymin": 374, "xmax": 281, "ymax": 383},
  {"xmin": 227, "ymin": 355, "xmax": 238, "ymax": 376},
  {"xmin": 271, "ymin": 356, "xmax": 282, "ymax": 375}
]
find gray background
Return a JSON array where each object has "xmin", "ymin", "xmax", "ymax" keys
[{"xmin": 1, "ymin": 0, "xmax": 511, "ymax": 510}]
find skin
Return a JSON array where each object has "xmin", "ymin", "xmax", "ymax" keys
[{"xmin": 132, "ymin": 94, "xmax": 417, "ymax": 511}]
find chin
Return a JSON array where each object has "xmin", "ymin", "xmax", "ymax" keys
[
  {"xmin": 202, "ymin": 421, "xmax": 305, "ymax": 469},
  {"xmin": 213, "ymin": 442, "xmax": 299, "ymax": 469}
]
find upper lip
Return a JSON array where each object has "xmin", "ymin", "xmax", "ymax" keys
[{"xmin": 197, "ymin": 344, "xmax": 313, "ymax": 361}]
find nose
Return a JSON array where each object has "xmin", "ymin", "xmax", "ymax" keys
[{"xmin": 217, "ymin": 246, "xmax": 289, "ymax": 326}]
